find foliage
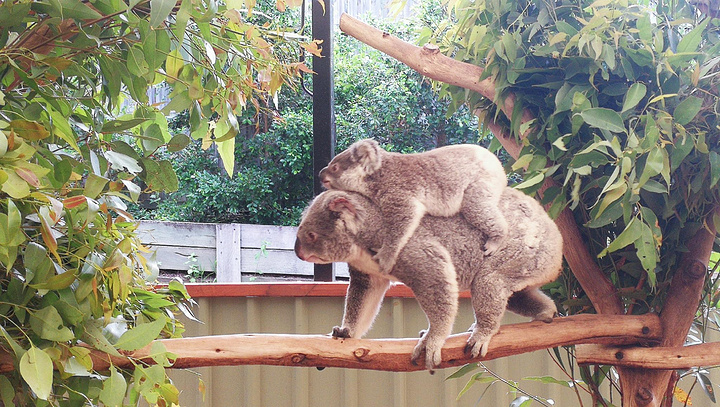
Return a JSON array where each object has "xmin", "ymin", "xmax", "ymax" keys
[
  {"xmin": 428, "ymin": 0, "xmax": 720, "ymax": 402},
  {"xmin": 0, "ymin": 0, "xmax": 305, "ymax": 404},
  {"xmin": 432, "ymin": 0, "xmax": 720, "ymax": 310}
]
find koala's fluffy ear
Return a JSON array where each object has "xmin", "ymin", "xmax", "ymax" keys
[
  {"xmin": 352, "ymin": 139, "xmax": 382, "ymax": 174},
  {"xmin": 327, "ymin": 196, "xmax": 356, "ymax": 216}
]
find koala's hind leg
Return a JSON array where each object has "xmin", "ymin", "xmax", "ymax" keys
[
  {"xmin": 333, "ymin": 267, "xmax": 391, "ymax": 339},
  {"xmin": 460, "ymin": 182, "xmax": 508, "ymax": 256},
  {"xmin": 396, "ymin": 244, "xmax": 459, "ymax": 370},
  {"xmin": 466, "ymin": 277, "xmax": 509, "ymax": 358},
  {"xmin": 506, "ymin": 287, "xmax": 557, "ymax": 323}
]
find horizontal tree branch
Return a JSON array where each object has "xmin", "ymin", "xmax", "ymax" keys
[
  {"xmin": 577, "ymin": 342, "xmax": 720, "ymax": 369},
  {"xmin": 0, "ymin": 314, "xmax": 648, "ymax": 373}
]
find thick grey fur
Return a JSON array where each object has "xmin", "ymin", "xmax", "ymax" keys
[
  {"xmin": 318, "ymin": 139, "xmax": 509, "ymax": 274},
  {"xmin": 294, "ymin": 188, "xmax": 563, "ymax": 370}
]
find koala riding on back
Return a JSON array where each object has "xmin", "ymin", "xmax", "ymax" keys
[{"xmin": 318, "ymin": 139, "xmax": 509, "ymax": 274}]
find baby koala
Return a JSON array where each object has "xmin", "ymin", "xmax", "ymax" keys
[
  {"xmin": 318, "ymin": 139, "xmax": 508, "ymax": 274},
  {"xmin": 294, "ymin": 188, "xmax": 563, "ymax": 370}
]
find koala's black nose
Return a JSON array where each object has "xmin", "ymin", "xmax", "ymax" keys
[{"xmin": 294, "ymin": 238, "xmax": 304, "ymax": 260}]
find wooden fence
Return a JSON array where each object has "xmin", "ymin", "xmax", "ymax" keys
[{"xmin": 137, "ymin": 221, "xmax": 349, "ymax": 282}]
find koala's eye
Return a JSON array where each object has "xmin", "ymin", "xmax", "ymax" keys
[
  {"xmin": 307, "ymin": 231, "xmax": 318, "ymax": 243},
  {"xmin": 330, "ymin": 163, "xmax": 339, "ymax": 173}
]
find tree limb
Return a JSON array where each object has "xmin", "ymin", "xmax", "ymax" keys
[
  {"xmin": 577, "ymin": 342, "xmax": 720, "ymax": 369},
  {"xmin": 91, "ymin": 314, "xmax": 660, "ymax": 372},
  {"xmin": 0, "ymin": 314, "xmax": 659, "ymax": 373}
]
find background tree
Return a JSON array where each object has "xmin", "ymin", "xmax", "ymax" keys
[{"xmin": 0, "ymin": 0, "xmax": 306, "ymax": 404}]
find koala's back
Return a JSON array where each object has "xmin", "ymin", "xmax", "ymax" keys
[
  {"xmin": 377, "ymin": 144, "xmax": 505, "ymax": 190},
  {"xmin": 409, "ymin": 188, "xmax": 563, "ymax": 291}
]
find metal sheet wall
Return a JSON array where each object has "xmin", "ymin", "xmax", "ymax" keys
[{"xmin": 168, "ymin": 295, "xmax": 623, "ymax": 406}]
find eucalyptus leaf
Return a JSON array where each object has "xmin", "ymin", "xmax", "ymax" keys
[
  {"xmin": 19, "ymin": 347, "xmax": 53, "ymax": 401},
  {"xmin": 673, "ymin": 96, "xmax": 703, "ymax": 125},
  {"xmin": 580, "ymin": 108, "xmax": 626, "ymax": 133}
]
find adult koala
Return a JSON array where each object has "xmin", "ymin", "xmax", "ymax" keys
[{"xmin": 294, "ymin": 188, "xmax": 563, "ymax": 370}]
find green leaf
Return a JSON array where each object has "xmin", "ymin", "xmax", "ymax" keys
[
  {"xmin": 167, "ymin": 134, "xmax": 191, "ymax": 152},
  {"xmin": 127, "ymin": 45, "xmax": 150, "ymax": 77},
  {"xmin": 150, "ymin": 0, "xmax": 176, "ymax": 27},
  {"xmin": 710, "ymin": 152, "xmax": 720, "ymax": 188},
  {"xmin": 101, "ymin": 118, "xmax": 149, "ymax": 133},
  {"xmin": 676, "ymin": 18, "xmax": 709, "ymax": 53},
  {"xmin": 30, "ymin": 306, "xmax": 75, "ymax": 342},
  {"xmin": 80, "ymin": 319, "xmax": 122, "ymax": 357},
  {"xmin": 83, "ymin": 174, "xmax": 109, "ymax": 199},
  {"xmin": 115, "ymin": 316, "xmax": 166, "ymax": 351},
  {"xmin": 580, "ymin": 108, "xmax": 626, "ymax": 133},
  {"xmin": 525, "ymin": 376, "xmax": 572, "ymax": 387},
  {"xmin": 217, "ymin": 137, "xmax": 236, "ymax": 177},
  {"xmin": 142, "ymin": 159, "xmax": 179, "ymax": 192},
  {"xmin": 19, "ymin": 346, "xmax": 53, "ymax": 401},
  {"xmin": 30, "ymin": 270, "xmax": 77, "ymax": 290},
  {"xmin": 105, "ymin": 151, "xmax": 143, "ymax": 174},
  {"xmin": 637, "ymin": 148, "xmax": 665, "ymax": 187},
  {"xmin": 0, "ymin": 375, "xmax": 15, "ymax": 407},
  {"xmin": 142, "ymin": 123, "xmax": 165, "ymax": 153},
  {"xmin": 99, "ymin": 366, "xmax": 128, "ymax": 407},
  {"xmin": 555, "ymin": 20, "xmax": 578, "ymax": 36},
  {"xmin": 55, "ymin": 0, "xmax": 102, "ymax": 19},
  {"xmin": 673, "ymin": 96, "xmax": 703, "ymax": 125},
  {"xmin": 622, "ymin": 83, "xmax": 646, "ymax": 113},
  {"xmin": 599, "ymin": 217, "xmax": 642, "ymax": 257},
  {"xmin": 446, "ymin": 363, "xmax": 480, "ymax": 380},
  {"xmin": 636, "ymin": 221, "xmax": 658, "ymax": 285},
  {"xmin": 1, "ymin": 171, "xmax": 30, "ymax": 199}
]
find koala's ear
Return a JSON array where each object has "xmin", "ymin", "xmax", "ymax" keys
[
  {"xmin": 353, "ymin": 139, "xmax": 382, "ymax": 174},
  {"xmin": 327, "ymin": 197, "xmax": 357, "ymax": 216}
]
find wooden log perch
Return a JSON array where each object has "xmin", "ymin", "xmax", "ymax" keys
[
  {"xmin": 577, "ymin": 343, "xmax": 720, "ymax": 370},
  {"xmin": 69, "ymin": 314, "xmax": 660, "ymax": 373}
]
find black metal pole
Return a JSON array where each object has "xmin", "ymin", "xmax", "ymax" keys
[{"xmin": 312, "ymin": 0, "xmax": 335, "ymax": 281}]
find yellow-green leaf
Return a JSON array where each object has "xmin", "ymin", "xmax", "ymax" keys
[
  {"xmin": 19, "ymin": 346, "xmax": 53, "ymax": 401},
  {"xmin": 115, "ymin": 316, "xmax": 166, "ymax": 351}
]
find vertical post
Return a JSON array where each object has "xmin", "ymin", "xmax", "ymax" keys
[
  {"xmin": 312, "ymin": 0, "xmax": 335, "ymax": 281},
  {"xmin": 215, "ymin": 223, "xmax": 242, "ymax": 282}
]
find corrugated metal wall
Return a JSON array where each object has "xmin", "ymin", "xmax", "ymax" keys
[{"xmin": 169, "ymin": 294, "xmax": 606, "ymax": 406}]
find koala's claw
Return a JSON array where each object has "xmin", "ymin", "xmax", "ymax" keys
[
  {"xmin": 483, "ymin": 237, "xmax": 503, "ymax": 256},
  {"xmin": 331, "ymin": 326, "xmax": 351, "ymax": 338},
  {"xmin": 465, "ymin": 335, "xmax": 491, "ymax": 358},
  {"xmin": 412, "ymin": 336, "xmax": 443, "ymax": 370}
]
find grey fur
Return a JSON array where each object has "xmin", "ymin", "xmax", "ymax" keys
[
  {"xmin": 318, "ymin": 139, "xmax": 509, "ymax": 274},
  {"xmin": 294, "ymin": 188, "xmax": 563, "ymax": 370}
]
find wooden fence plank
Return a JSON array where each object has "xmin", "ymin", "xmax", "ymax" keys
[
  {"xmin": 137, "ymin": 221, "xmax": 216, "ymax": 248},
  {"xmin": 216, "ymin": 224, "xmax": 243, "ymax": 282}
]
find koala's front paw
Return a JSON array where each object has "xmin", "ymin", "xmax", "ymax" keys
[
  {"xmin": 483, "ymin": 236, "xmax": 504, "ymax": 256},
  {"xmin": 331, "ymin": 326, "xmax": 351, "ymax": 338}
]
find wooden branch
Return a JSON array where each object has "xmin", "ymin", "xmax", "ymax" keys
[
  {"xmin": 577, "ymin": 343, "xmax": 720, "ymax": 369},
  {"xmin": 71, "ymin": 314, "xmax": 659, "ymax": 373}
]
